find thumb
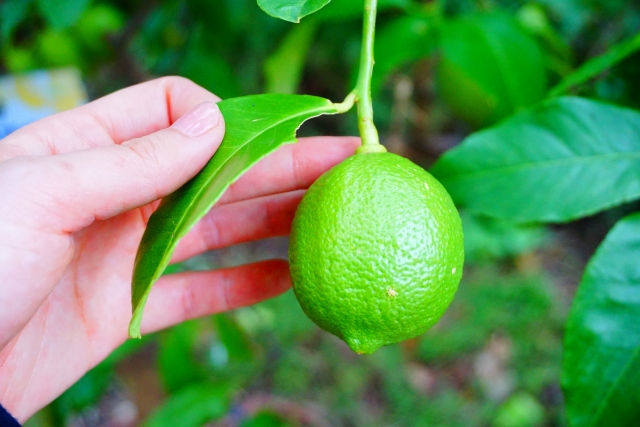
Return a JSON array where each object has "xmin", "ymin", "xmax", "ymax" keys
[{"xmin": 12, "ymin": 101, "xmax": 225, "ymax": 232}]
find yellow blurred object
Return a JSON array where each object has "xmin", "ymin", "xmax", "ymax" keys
[{"xmin": 0, "ymin": 68, "xmax": 87, "ymax": 138}]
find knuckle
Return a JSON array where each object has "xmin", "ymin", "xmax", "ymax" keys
[
  {"xmin": 290, "ymin": 150, "xmax": 304, "ymax": 187},
  {"xmin": 158, "ymin": 75, "xmax": 221, "ymax": 102},
  {"xmin": 200, "ymin": 211, "xmax": 223, "ymax": 250},
  {"xmin": 180, "ymin": 281, "xmax": 199, "ymax": 321},
  {"xmin": 123, "ymin": 135, "xmax": 165, "ymax": 173}
]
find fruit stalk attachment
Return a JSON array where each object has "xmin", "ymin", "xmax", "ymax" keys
[{"xmin": 354, "ymin": 0, "xmax": 386, "ymax": 154}]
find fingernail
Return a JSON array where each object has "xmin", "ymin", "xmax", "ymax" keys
[{"xmin": 171, "ymin": 101, "xmax": 221, "ymax": 137}]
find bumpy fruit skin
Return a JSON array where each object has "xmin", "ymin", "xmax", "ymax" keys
[{"xmin": 289, "ymin": 152, "xmax": 464, "ymax": 354}]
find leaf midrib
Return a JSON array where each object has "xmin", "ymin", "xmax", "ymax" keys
[
  {"xmin": 138, "ymin": 102, "xmax": 336, "ymax": 291},
  {"xmin": 588, "ymin": 345, "xmax": 640, "ymax": 427},
  {"xmin": 438, "ymin": 151, "xmax": 640, "ymax": 182}
]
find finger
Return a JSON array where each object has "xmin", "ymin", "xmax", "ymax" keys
[
  {"xmin": 172, "ymin": 190, "xmax": 305, "ymax": 263},
  {"xmin": 0, "ymin": 77, "xmax": 217, "ymax": 161},
  {"xmin": 2, "ymin": 101, "xmax": 225, "ymax": 233},
  {"xmin": 140, "ymin": 260, "xmax": 291, "ymax": 334},
  {"xmin": 217, "ymin": 136, "xmax": 360, "ymax": 205}
]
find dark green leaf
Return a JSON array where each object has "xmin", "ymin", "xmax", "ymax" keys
[
  {"xmin": 140, "ymin": 383, "xmax": 232, "ymax": 427},
  {"xmin": 265, "ymin": 19, "xmax": 319, "ymax": 94},
  {"xmin": 1, "ymin": 0, "xmax": 32, "ymax": 41},
  {"xmin": 562, "ymin": 213, "xmax": 640, "ymax": 427},
  {"xmin": 158, "ymin": 321, "xmax": 208, "ymax": 393},
  {"xmin": 129, "ymin": 94, "xmax": 340, "ymax": 338},
  {"xmin": 549, "ymin": 33, "xmax": 640, "ymax": 97},
  {"xmin": 180, "ymin": 24, "xmax": 241, "ymax": 99},
  {"xmin": 214, "ymin": 314, "xmax": 255, "ymax": 363},
  {"xmin": 240, "ymin": 411, "xmax": 295, "ymax": 427},
  {"xmin": 437, "ymin": 12, "xmax": 546, "ymax": 127},
  {"xmin": 431, "ymin": 97, "xmax": 640, "ymax": 223},
  {"xmin": 36, "ymin": 0, "xmax": 91, "ymax": 29},
  {"xmin": 371, "ymin": 15, "xmax": 433, "ymax": 93},
  {"xmin": 257, "ymin": 0, "xmax": 333, "ymax": 23}
]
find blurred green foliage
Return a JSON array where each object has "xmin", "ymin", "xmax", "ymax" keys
[{"xmin": 6, "ymin": 0, "xmax": 639, "ymax": 426}]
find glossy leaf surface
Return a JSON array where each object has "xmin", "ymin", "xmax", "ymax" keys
[
  {"xmin": 257, "ymin": 0, "xmax": 332, "ymax": 23},
  {"xmin": 437, "ymin": 12, "xmax": 546, "ymax": 127},
  {"xmin": 431, "ymin": 97, "xmax": 640, "ymax": 223},
  {"xmin": 130, "ymin": 94, "xmax": 339, "ymax": 338},
  {"xmin": 562, "ymin": 213, "xmax": 640, "ymax": 427},
  {"xmin": 549, "ymin": 32, "xmax": 640, "ymax": 97}
]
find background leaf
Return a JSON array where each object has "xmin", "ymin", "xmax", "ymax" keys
[
  {"xmin": 549, "ymin": 32, "xmax": 640, "ymax": 97},
  {"xmin": 240, "ymin": 411, "xmax": 296, "ymax": 427},
  {"xmin": 371, "ymin": 15, "xmax": 433, "ymax": 93},
  {"xmin": 436, "ymin": 12, "xmax": 546, "ymax": 128},
  {"xmin": 214, "ymin": 313, "xmax": 255, "ymax": 363},
  {"xmin": 562, "ymin": 213, "xmax": 640, "ymax": 427},
  {"xmin": 35, "ymin": 0, "xmax": 91, "ymax": 29},
  {"xmin": 460, "ymin": 212, "xmax": 549, "ymax": 264},
  {"xmin": 257, "ymin": 0, "xmax": 333, "ymax": 23},
  {"xmin": 431, "ymin": 97, "xmax": 640, "ymax": 223},
  {"xmin": 265, "ymin": 19, "xmax": 319, "ymax": 94},
  {"xmin": 0, "ymin": 0, "xmax": 32, "ymax": 40},
  {"xmin": 158, "ymin": 321, "xmax": 208, "ymax": 393},
  {"xmin": 129, "ymin": 94, "xmax": 339, "ymax": 338},
  {"xmin": 179, "ymin": 24, "xmax": 241, "ymax": 99},
  {"xmin": 140, "ymin": 383, "xmax": 231, "ymax": 427}
]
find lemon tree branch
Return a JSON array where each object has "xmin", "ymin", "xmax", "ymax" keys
[{"xmin": 354, "ymin": 0, "xmax": 386, "ymax": 154}]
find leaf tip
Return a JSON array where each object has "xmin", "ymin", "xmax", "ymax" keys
[{"xmin": 128, "ymin": 311, "xmax": 143, "ymax": 339}]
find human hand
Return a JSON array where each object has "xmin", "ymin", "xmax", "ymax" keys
[{"xmin": 0, "ymin": 77, "xmax": 358, "ymax": 421}]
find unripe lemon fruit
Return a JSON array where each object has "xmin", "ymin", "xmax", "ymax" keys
[{"xmin": 289, "ymin": 152, "xmax": 464, "ymax": 354}]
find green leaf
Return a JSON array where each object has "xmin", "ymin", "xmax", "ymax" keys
[
  {"xmin": 1, "ymin": 0, "xmax": 32, "ymax": 41},
  {"xmin": 549, "ymin": 33, "xmax": 640, "ymax": 97},
  {"xmin": 437, "ymin": 12, "xmax": 546, "ymax": 128},
  {"xmin": 562, "ymin": 213, "xmax": 640, "ymax": 427},
  {"xmin": 493, "ymin": 392, "xmax": 545, "ymax": 427},
  {"xmin": 265, "ymin": 19, "xmax": 319, "ymax": 94},
  {"xmin": 371, "ymin": 15, "xmax": 433, "ymax": 93},
  {"xmin": 140, "ymin": 383, "xmax": 232, "ymax": 427},
  {"xmin": 178, "ymin": 23, "xmax": 242, "ymax": 99},
  {"xmin": 36, "ymin": 0, "xmax": 91, "ymax": 29},
  {"xmin": 240, "ymin": 411, "xmax": 295, "ymax": 427},
  {"xmin": 158, "ymin": 321, "xmax": 208, "ymax": 393},
  {"xmin": 431, "ymin": 97, "xmax": 640, "ymax": 223},
  {"xmin": 129, "ymin": 94, "xmax": 340, "ymax": 338},
  {"xmin": 214, "ymin": 314, "xmax": 255, "ymax": 363},
  {"xmin": 461, "ymin": 212, "xmax": 548, "ymax": 264},
  {"xmin": 257, "ymin": 0, "xmax": 333, "ymax": 23}
]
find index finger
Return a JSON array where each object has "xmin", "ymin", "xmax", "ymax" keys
[{"xmin": 0, "ymin": 76, "xmax": 218, "ymax": 161}]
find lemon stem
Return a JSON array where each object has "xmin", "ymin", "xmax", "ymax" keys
[{"xmin": 354, "ymin": 0, "xmax": 386, "ymax": 154}]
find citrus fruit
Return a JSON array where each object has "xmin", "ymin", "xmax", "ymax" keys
[{"xmin": 289, "ymin": 151, "xmax": 464, "ymax": 354}]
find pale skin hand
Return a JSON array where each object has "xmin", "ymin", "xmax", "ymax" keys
[{"xmin": 0, "ymin": 77, "xmax": 359, "ymax": 422}]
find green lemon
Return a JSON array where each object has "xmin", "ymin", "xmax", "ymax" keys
[{"xmin": 289, "ymin": 152, "xmax": 464, "ymax": 354}]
